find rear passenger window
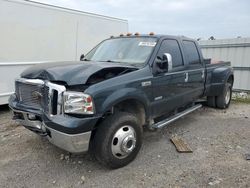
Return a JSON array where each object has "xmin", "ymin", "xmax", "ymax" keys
[
  {"xmin": 156, "ymin": 39, "xmax": 183, "ymax": 68},
  {"xmin": 183, "ymin": 40, "xmax": 200, "ymax": 65}
]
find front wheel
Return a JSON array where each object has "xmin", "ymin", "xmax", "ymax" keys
[
  {"xmin": 92, "ymin": 112, "xmax": 142, "ymax": 169},
  {"xmin": 216, "ymin": 83, "xmax": 232, "ymax": 109}
]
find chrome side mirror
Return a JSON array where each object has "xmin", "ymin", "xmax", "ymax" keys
[{"xmin": 163, "ymin": 53, "xmax": 173, "ymax": 72}]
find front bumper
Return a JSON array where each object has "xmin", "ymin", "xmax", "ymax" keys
[
  {"xmin": 9, "ymin": 94, "xmax": 101, "ymax": 153},
  {"xmin": 11, "ymin": 108, "xmax": 91, "ymax": 153}
]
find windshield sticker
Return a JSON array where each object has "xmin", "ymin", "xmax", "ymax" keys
[{"xmin": 138, "ymin": 42, "xmax": 156, "ymax": 47}]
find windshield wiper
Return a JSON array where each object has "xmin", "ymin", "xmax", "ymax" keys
[
  {"xmin": 82, "ymin": 58, "xmax": 90, "ymax": 61},
  {"xmin": 100, "ymin": 60, "xmax": 120, "ymax": 63},
  {"xmin": 100, "ymin": 60, "xmax": 140, "ymax": 67}
]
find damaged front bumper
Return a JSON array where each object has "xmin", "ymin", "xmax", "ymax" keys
[
  {"xmin": 9, "ymin": 94, "xmax": 100, "ymax": 153},
  {"xmin": 11, "ymin": 108, "xmax": 91, "ymax": 153}
]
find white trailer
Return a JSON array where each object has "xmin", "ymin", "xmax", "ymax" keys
[{"xmin": 0, "ymin": 0, "xmax": 128, "ymax": 104}]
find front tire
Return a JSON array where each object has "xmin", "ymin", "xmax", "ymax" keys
[
  {"xmin": 216, "ymin": 83, "xmax": 232, "ymax": 109},
  {"xmin": 92, "ymin": 112, "xmax": 142, "ymax": 169}
]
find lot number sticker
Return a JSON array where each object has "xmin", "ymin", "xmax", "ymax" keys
[{"xmin": 138, "ymin": 42, "xmax": 156, "ymax": 47}]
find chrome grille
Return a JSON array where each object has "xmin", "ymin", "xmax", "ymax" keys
[
  {"xmin": 43, "ymin": 86, "xmax": 50, "ymax": 113},
  {"xmin": 15, "ymin": 81, "xmax": 45, "ymax": 109},
  {"xmin": 15, "ymin": 78, "xmax": 66, "ymax": 115}
]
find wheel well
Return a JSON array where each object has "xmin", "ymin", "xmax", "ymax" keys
[
  {"xmin": 113, "ymin": 99, "xmax": 146, "ymax": 126},
  {"xmin": 227, "ymin": 75, "xmax": 234, "ymax": 85},
  {"xmin": 89, "ymin": 99, "xmax": 146, "ymax": 146}
]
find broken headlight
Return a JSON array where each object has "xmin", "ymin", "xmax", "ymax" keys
[{"xmin": 63, "ymin": 91, "xmax": 94, "ymax": 115}]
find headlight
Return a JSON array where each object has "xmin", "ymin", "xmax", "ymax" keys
[{"xmin": 63, "ymin": 91, "xmax": 94, "ymax": 114}]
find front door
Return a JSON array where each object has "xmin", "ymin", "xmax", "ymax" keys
[{"xmin": 151, "ymin": 39, "xmax": 186, "ymax": 118}]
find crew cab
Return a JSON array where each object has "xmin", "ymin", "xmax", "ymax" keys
[{"xmin": 9, "ymin": 34, "xmax": 234, "ymax": 168}]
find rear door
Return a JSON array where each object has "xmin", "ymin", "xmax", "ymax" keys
[{"xmin": 182, "ymin": 40, "xmax": 205, "ymax": 103}]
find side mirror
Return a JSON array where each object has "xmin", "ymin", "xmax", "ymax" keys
[
  {"xmin": 156, "ymin": 53, "xmax": 172, "ymax": 72},
  {"xmin": 80, "ymin": 54, "xmax": 85, "ymax": 61},
  {"xmin": 163, "ymin": 53, "xmax": 173, "ymax": 72}
]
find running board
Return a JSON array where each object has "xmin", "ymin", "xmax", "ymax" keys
[{"xmin": 152, "ymin": 104, "xmax": 202, "ymax": 129}]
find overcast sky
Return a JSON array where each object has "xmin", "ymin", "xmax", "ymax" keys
[{"xmin": 33, "ymin": 0, "xmax": 250, "ymax": 39}]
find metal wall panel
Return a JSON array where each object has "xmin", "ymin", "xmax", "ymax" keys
[{"xmin": 199, "ymin": 38, "xmax": 250, "ymax": 91}]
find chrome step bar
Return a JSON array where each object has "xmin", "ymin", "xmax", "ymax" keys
[{"xmin": 152, "ymin": 104, "xmax": 202, "ymax": 129}]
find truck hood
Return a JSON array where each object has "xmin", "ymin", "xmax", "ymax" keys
[{"xmin": 21, "ymin": 61, "xmax": 138, "ymax": 85}]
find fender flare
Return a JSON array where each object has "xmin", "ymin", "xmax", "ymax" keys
[{"xmin": 207, "ymin": 67, "xmax": 234, "ymax": 96}]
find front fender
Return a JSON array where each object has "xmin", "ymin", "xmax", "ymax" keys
[{"xmin": 100, "ymin": 88, "xmax": 151, "ymax": 117}]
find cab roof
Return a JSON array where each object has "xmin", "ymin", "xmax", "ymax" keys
[{"xmin": 110, "ymin": 33, "xmax": 195, "ymax": 41}]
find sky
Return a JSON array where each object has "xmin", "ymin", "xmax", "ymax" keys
[{"xmin": 32, "ymin": 0, "xmax": 250, "ymax": 39}]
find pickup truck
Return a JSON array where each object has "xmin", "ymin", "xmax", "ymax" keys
[{"xmin": 9, "ymin": 34, "xmax": 234, "ymax": 168}]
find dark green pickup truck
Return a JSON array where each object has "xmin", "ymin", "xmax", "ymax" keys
[{"xmin": 9, "ymin": 34, "xmax": 234, "ymax": 168}]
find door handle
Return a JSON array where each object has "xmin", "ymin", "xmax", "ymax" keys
[
  {"xmin": 184, "ymin": 72, "xmax": 188, "ymax": 82},
  {"xmin": 201, "ymin": 70, "xmax": 205, "ymax": 79}
]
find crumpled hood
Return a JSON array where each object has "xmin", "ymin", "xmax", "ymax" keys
[{"xmin": 21, "ymin": 61, "xmax": 138, "ymax": 85}]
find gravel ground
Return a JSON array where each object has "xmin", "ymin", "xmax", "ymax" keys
[{"xmin": 0, "ymin": 102, "xmax": 250, "ymax": 188}]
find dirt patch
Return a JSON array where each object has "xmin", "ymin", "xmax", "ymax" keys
[{"xmin": 0, "ymin": 102, "xmax": 250, "ymax": 187}]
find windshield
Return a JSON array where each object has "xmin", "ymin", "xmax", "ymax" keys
[{"xmin": 84, "ymin": 37, "xmax": 157, "ymax": 64}]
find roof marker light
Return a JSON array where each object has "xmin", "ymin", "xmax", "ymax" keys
[
  {"xmin": 134, "ymin": 32, "xmax": 140, "ymax": 36},
  {"xmin": 126, "ymin": 33, "xmax": 132, "ymax": 36},
  {"xmin": 149, "ymin": 32, "xmax": 155, "ymax": 36}
]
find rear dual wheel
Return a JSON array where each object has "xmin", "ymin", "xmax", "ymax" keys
[
  {"xmin": 207, "ymin": 83, "xmax": 232, "ymax": 109},
  {"xmin": 92, "ymin": 112, "xmax": 142, "ymax": 169},
  {"xmin": 216, "ymin": 83, "xmax": 232, "ymax": 109}
]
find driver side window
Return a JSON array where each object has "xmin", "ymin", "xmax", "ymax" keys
[{"xmin": 156, "ymin": 39, "xmax": 184, "ymax": 68}]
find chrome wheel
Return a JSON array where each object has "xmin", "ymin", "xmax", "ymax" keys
[
  {"xmin": 225, "ymin": 87, "xmax": 231, "ymax": 105},
  {"xmin": 111, "ymin": 125, "xmax": 136, "ymax": 159}
]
